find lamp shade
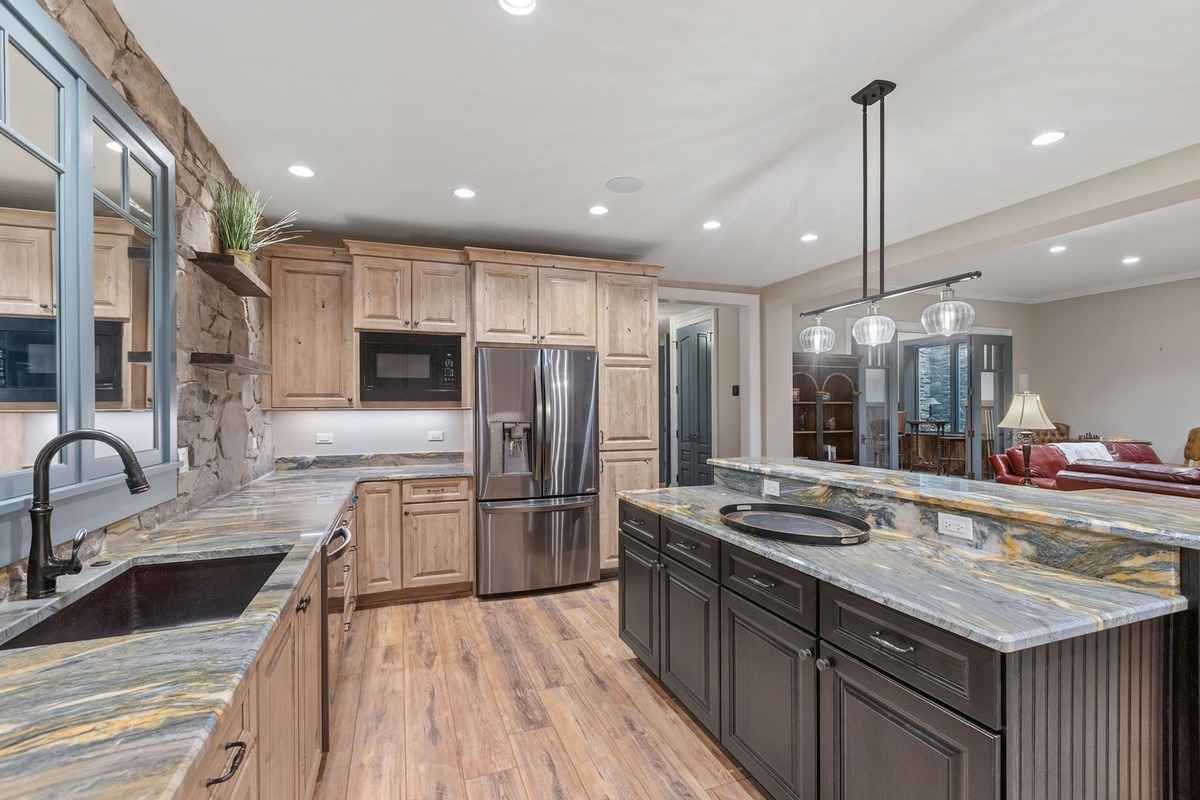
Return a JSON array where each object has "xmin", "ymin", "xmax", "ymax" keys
[
  {"xmin": 798, "ymin": 316, "xmax": 835, "ymax": 354},
  {"xmin": 997, "ymin": 392, "xmax": 1056, "ymax": 431},
  {"xmin": 851, "ymin": 303, "xmax": 896, "ymax": 347},
  {"xmin": 921, "ymin": 287, "xmax": 975, "ymax": 336}
]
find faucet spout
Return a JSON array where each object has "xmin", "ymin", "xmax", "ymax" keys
[{"xmin": 27, "ymin": 429, "xmax": 149, "ymax": 599}]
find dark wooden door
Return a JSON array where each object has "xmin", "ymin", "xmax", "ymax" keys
[
  {"xmin": 721, "ymin": 588, "xmax": 818, "ymax": 800},
  {"xmin": 660, "ymin": 557, "xmax": 721, "ymax": 736},
  {"xmin": 819, "ymin": 643, "xmax": 1000, "ymax": 800},
  {"xmin": 659, "ymin": 333, "xmax": 671, "ymax": 485},
  {"xmin": 677, "ymin": 319, "xmax": 713, "ymax": 486},
  {"xmin": 618, "ymin": 532, "xmax": 660, "ymax": 674}
]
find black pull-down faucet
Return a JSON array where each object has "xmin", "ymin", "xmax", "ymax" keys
[{"xmin": 26, "ymin": 429, "xmax": 151, "ymax": 599}]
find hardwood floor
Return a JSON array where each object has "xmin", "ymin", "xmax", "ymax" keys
[{"xmin": 315, "ymin": 579, "xmax": 767, "ymax": 800}]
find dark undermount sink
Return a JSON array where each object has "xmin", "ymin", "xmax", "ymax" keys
[{"xmin": 0, "ymin": 552, "xmax": 287, "ymax": 651}]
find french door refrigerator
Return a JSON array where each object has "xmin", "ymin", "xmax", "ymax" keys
[{"xmin": 475, "ymin": 347, "xmax": 600, "ymax": 595}]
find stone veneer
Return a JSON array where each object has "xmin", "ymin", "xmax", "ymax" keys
[{"xmin": 1, "ymin": 1, "xmax": 273, "ymax": 596}]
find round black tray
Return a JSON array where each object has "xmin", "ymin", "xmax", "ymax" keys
[{"xmin": 718, "ymin": 503, "xmax": 871, "ymax": 546}]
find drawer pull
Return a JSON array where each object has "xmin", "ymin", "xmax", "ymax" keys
[
  {"xmin": 815, "ymin": 657, "xmax": 833, "ymax": 673},
  {"xmin": 798, "ymin": 648, "xmax": 813, "ymax": 660},
  {"xmin": 623, "ymin": 520, "xmax": 650, "ymax": 536},
  {"xmin": 667, "ymin": 540, "xmax": 698, "ymax": 553},
  {"xmin": 869, "ymin": 631, "xmax": 916, "ymax": 655},
  {"xmin": 745, "ymin": 574, "xmax": 778, "ymax": 590},
  {"xmin": 426, "ymin": 487, "xmax": 446, "ymax": 493},
  {"xmin": 205, "ymin": 741, "xmax": 247, "ymax": 787},
  {"xmin": 296, "ymin": 595, "xmax": 312, "ymax": 614}
]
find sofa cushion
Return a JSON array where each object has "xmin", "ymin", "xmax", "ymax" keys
[
  {"xmin": 1066, "ymin": 460, "xmax": 1200, "ymax": 484},
  {"xmin": 1005, "ymin": 445, "xmax": 1070, "ymax": 480},
  {"xmin": 1105, "ymin": 442, "xmax": 1162, "ymax": 464},
  {"xmin": 1056, "ymin": 470, "xmax": 1200, "ymax": 499}
]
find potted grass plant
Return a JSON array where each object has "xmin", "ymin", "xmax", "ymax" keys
[{"xmin": 212, "ymin": 181, "xmax": 305, "ymax": 261}]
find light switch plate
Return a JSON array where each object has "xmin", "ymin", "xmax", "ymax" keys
[
  {"xmin": 763, "ymin": 479, "xmax": 781, "ymax": 498},
  {"xmin": 315, "ymin": 432, "xmax": 333, "ymax": 445},
  {"xmin": 427, "ymin": 430, "xmax": 445, "ymax": 442},
  {"xmin": 937, "ymin": 512, "xmax": 974, "ymax": 542}
]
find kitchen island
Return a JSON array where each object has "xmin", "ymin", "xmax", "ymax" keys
[{"xmin": 618, "ymin": 457, "xmax": 1200, "ymax": 800}]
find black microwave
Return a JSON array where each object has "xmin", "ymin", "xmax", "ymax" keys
[
  {"xmin": 359, "ymin": 332, "xmax": 462, "ymax": 403},
  {"xmin": 0, "ymin": 317, "xmax": 124, "ymax": 404}
]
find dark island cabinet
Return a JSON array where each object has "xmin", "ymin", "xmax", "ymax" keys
[
  {"xmin": 722, "ymin": 588, "xmax": 818, "ymax": 800},
  {"xmin": 818, "ymin": 643, "xmax": 999, "ymax": 800},
  {"xmin": 660, "ymin": 556, "xmax": 721, "ymax": 736},
  {"xmin": 618, "ymin": 532, "xmax": 661, "ymax": 672}
]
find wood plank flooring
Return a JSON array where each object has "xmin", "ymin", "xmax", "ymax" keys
[{"xmin": 315, "ymin": 579, "xmax": 766, "ymax": 800}]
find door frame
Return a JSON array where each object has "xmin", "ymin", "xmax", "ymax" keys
[{"xmin": 669, "ymin": 306, "xmax": 717, "ymax": 486}]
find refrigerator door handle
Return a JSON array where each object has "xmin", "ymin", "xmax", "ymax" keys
[
  {"xmin": 479, "ymin": 496, "xmax": 596, "ymax": 513},
  {"xmin": 533, "ymin": 348, "xmax": 544, "ymax": 488}
]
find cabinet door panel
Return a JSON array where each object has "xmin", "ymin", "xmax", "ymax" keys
[
  {"xmin": 0, "ymin": 223, "xmax": 54, "ymax": 316},
  {"xmin": 538, "ymin": 267, "xmax": 596, "ymax": 346},
  {"xmin": 598, "ymin": 273, "xmax": 656, "ymax": 360},
  {"xmin": 661, "ymin": 558, "xmax": 720, "ymax": 736},
  {"xmin": 819, "ymin": 644, "xmax": 1000, "ymax": 800},
  {"xmin": 474, "ymin": 262, "xmax": 538, "ymax": 344},
  {"xmin": 599, "ymin": 364, "xmax": 658, "ymax": 451},
  {"xmin": 721, "ymin": 588, "xmax": 817, "ymax": 800},
  {"xmin": 92, "ymin": 232, "xmax": 131, "ymax": 319},
  {"xmin": 411, "ymin": 261, "xmax": 467, "ymax": 333},
  {"xmin": 618, "ymin": 532, "xmax": 660, "ymax": 674},
  {"xmin": 272, "ymin": 258, "xmax": 354, "ymax": 407},
  {"xmin": 258, "ymin": 619, "xmax": 299, "ymax": 800},
  {"xmin": 356, "ymin": 481, "xmax": 403, "ymax": 595},
  {"xmin": 353, "ymin": 256, "xmax": 412, "ymax": 331},
  {"xmin": 296, "ymin": 569, "xmax": 323, "ymax": 798},
  {"xmin": 599, "ymin": 451, "xmax": 658, "ymax": 571},
  {"xmin": 401, "ymin": 499, "xmax": 473, "ymax": 589}
]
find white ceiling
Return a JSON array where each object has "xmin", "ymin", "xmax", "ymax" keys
[
  {"xmin": 113, "ymin": 0, "xmax": 1200, "ymax": 286},
  {"xmin": 958, "ymin": 198, "xmax": 1200, "ymax": 303}
]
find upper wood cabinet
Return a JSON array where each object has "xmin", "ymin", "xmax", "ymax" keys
[
  {"xmin": 0, "ymin": 218, "xmax": 54, "ymax": 316},
  {"xmin": 598, "ymin": 273, "xmax": 658, "ymax": 451},
  {"xmin": 474, "ymin": 261, "xmax": 539, "ymax": 344},
  {"xmin": 412, "ymin": 261, "xmax": 469, "ymax": 333},
  {"xmin": 92, "ymin": 231, "xmax": 131, "ymax": 319},
  {"xmin": 538, "ymin": 267, "xmax": 596, "ymax": 346},
  {"xmin": 271, "ymin": 257, "xmax": 354, "ymax": 408},
  {"xmin": 353, "ymin": 255, "xmax": 412, "ymax": 331}
]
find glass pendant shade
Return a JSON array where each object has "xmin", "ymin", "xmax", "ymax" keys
[
  {"xmin": 851, "ymin": 303, "xmax": 896, "ymax": 347},
  {"xmin": 798, "ymin": 316, "xmax": 835, "ymax": 354},
  {"xmin": 921, "ymin": 288, "xmax": 975, "ymax": 336}
]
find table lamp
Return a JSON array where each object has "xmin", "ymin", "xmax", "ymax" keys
[{"xmin": 997, "ymin": 392, "xmax": 1057, "ymax": 486}]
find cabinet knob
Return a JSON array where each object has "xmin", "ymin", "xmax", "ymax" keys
[
  {"xmin": 798, "ymin": 648, "xmax": 813, "ymax": 660},
  {"xmin": 815, "ymin": 657, "xmax": 833, "ymax": 673}
]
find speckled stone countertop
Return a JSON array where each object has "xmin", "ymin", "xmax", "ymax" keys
[
  {"xmin": 0, "ymin": 463, "xmax": 470, "ymax": 800},
  {"xmin": 619, "ymin": 485, "xmax": 1186, "ymax": 653},
  {"xmin": 711, "ymin": 457, "xmax": 1200, "ymax": 550}
]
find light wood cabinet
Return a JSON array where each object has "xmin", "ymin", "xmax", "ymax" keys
[
  {"xmin": 271, "ymin": 258, "xmax": 354, "ymax": 408},
  {"xmin": 599, "ymin": 450, "xmax": 659, "ymax": 571},
  {"xmin": 538, "ymin": 267, "xmax": 596, "ymax": 346},
  {"xmin": 412, "ymin": 261, "xmax": 469, "ymax": 333},
  {"xmin": 598, "ymin": 273, "xmax": 658, "ymax": 452},
  {"xmin": 401, "ymin": 499, "xmax": 473, "ymax": 589},
  {"xmin": 0, "ymin": 220, "xmax": 54, "ymax": 316},
  {"xmin": 185, "ymin": 662, "xmax": 259, "ymax": 798},
  {"xmin": 357, "ymin": 480, "xmax": 403, "ymax": 596},
  {"xmin": 353, "ymin": 255, "xmax": 411, "ymax": 331},
  {"xmin": 257, "ymin": 616, "xmax": 300, "ymax": 800},
  {"xmin": 473, "ymin": 261, "xmax": 539, "ymax": 343},
  {"xmin": 401, "ymin": 477, "xmax": 471, "ymax": 504},
  {"xmin": 92, "ymin": 231, "xmax": 131, "ymax": 319},
  {"xmin": 296, "ymin": 567, "xmax": 323, "ymax": 800}
]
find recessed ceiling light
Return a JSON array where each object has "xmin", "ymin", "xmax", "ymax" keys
[
  {"xmin": 1122, "ymin": 255, "xmax": 1141, "ymax": 265},
  {"xmin": 800, "ymin": 232, "xmax": 820, "ymax": 243},
  {"xmin": 589, "ymin": 205, "xmax": 609, "ymax": 216},
  {"xmin": 1048, "ymin": 244, "xmax": 1067, "ymax": 254},
  {"xmin": 288, "ymin": 164, "xmax": 315, "ymax": 178},
  {"xmin": 702, "ymin": 220, "xmax": 722, "ymax": 231},
  {"xmin": 105, "ymin": 140, "xmax": 123, "ymax": 153},
  {"xmin": 1031, "ymin": 131, "xmax": 1066, "ymax": 147},
  {"xmin": 453, "ymin": 187, "xmax": 476, "ymax": 199},
  {"xmin": 605, "ymin": 176, "xmax": 644, "ymax": 194},
  {"xmin": 498, "ymin": 0, "xmax": 535, "ymax": 15}
]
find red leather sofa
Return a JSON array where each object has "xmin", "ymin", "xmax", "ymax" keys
[{"xmin": 990, "ymin": 442, "xmax": 1200, "ymax": 498}]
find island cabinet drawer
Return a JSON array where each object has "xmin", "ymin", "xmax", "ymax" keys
[
  {"xmin": 402, "ymin": 477, "xmax": 470, "ymax": 503},
  {"xmin": 186, "ymin": 668, "xmax": 258, "ymax": 797},
  {"xmin": 661, "ymin": 519, "xmax": 719, "ymax": 579},
  {"xmin": 722, "ymin": 544, "xmax": 818, "ymax": 634},
  {"xmin": 820, "ymin": 585, "xmax": 1002, "ymax": 729},
  {"xmin": 619, "ymin": 500, "xmax": 660, "ymax": 549}
]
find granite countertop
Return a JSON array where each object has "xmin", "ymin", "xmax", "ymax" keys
[
  {"xmin": 619, "ymin": 485, "xmax": 1186, "ymax": 653},
  {"xmin": 712, "ymin": 457, "xmax": 1200, "ymax": 550},
  {"xmin": 0, "ymin": 462, "xmax": 470, "ymax": 800}
]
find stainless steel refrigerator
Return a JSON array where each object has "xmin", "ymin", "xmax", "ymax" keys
[{"xmin": 475, "ymin": 347, "xmax": 600, "ymax": 595}]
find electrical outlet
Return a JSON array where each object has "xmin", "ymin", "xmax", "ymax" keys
[
  {"xmin": 315, "ymin": 432, "xmax": 333, "ymax": 445},
  {"xmin": 763, "ymin": 479, "xmax": 781, "ymax": 498},
  {"xmin": 177, "ymin": 447, "xmax": 190, "ymax": 472},
  {"xmin": 427, "ymin": 430, "xmax": 445, "ymax": 442},
  {"xmin": 937, "ymin": 512, "xmax": 974, "ymax": 542}
]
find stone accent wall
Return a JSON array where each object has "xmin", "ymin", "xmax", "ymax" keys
[{"xmin": 33, "ymin": 2, "xmax": 273, "ymax": 517}]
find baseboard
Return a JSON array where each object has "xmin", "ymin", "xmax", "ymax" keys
[{"xmin": 355, "ymin": 581, "xmax": 474, "ymax": 609}]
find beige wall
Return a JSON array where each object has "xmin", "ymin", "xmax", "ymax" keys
[
  {"xmin": 1028, "ymin": 278, "xmax": 1200, "ymax": 463},
  {"xmin": 715, "ymin": 305, "xmax": 742, "ymax": 459}
]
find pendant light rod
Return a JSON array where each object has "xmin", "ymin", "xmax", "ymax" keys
[
  {"xmin": 879, "ymin": 91, "xmax": 885, "ymax": 294},
  {"xmin": 797, "ymin": 270, "xmax": 983, "ymax": 319},
  {"xmin": 862, "ymin": 102, "xmax": 868, "ymax": 299},
  {"xmin": 851, "ymin": 79, "xmax": 895, "ymax": 299}
]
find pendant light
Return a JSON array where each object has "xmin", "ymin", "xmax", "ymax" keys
[
  {"xmin": 921, "ymin": 286, "xmax": 976, "ymax": 336},
  {"xmin": 851, "ymin": 80, "xmax": 896, "ymax": 347},
  {"xmin": 798, "ymin": 315, "xmax": 835, "ymax": 353},
  {"xmin": 852, "ymin": 303, "xmax": 896, "ymax": 347}
]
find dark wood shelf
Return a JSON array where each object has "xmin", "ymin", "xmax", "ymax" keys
[
  {"xmin": 191, "ymin": 252, "xmax": 271, "ymax": 298},
  {"xmin": 189, "ymin": 352, "xmax": 271, "ymax": 374}
]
